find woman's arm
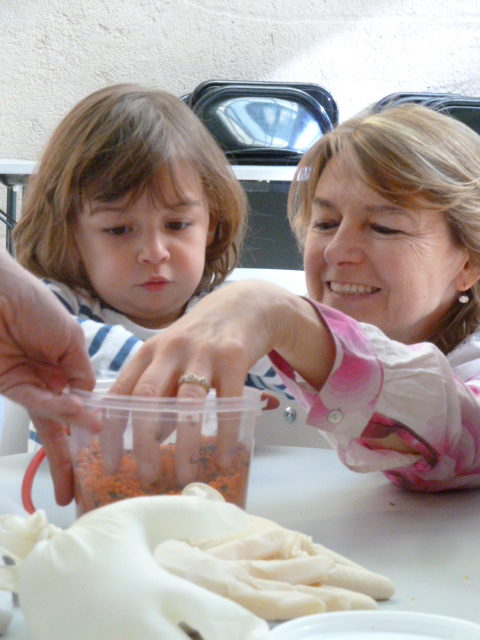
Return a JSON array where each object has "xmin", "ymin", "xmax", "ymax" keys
[{"xmin": 273, "ymin": 300, "xmax": 480, "ymax": 492}]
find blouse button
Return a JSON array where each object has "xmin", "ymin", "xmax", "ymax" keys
[{"xmin": 327, "ymin": 410, "xmax": 343, "ymax": 424}]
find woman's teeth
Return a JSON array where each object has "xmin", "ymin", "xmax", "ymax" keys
[{"xmin": 329, "ymin": 282, "xmax": 379, "ymax": 295}]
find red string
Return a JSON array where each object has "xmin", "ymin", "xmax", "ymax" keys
[{"xmin": 21, "ymin": 447, "xmax": 46, "ymax": 514}]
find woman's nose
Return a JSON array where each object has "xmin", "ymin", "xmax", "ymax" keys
[
  {"xmin": 138, "ymin": 232, "xmax": 170, "ymax": 264},
  {"xmin": 323, "ymin": 222, "xmax": 364, "ymax": 266}
]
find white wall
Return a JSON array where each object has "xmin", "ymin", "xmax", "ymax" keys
[{"xmin": 2, "ymin": 0, "xmax": 480, "ymax": 160}]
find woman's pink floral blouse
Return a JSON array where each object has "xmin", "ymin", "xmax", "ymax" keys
[{"xmin": 269, "ymin": 300, "xmax": 480, "ymax": 492}]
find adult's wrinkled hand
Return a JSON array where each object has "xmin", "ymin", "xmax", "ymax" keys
[
  {"xmin": 0, "ymin": 495, "xmax": 269, "ymax": 640},
  {"xmin": 155, "ymin": 495, "xmax": 395, "ymax": 621},
  {"xmin": 0, "ymin": 249, "xmax": 97, "ymax": 504},
  {"xmin": 0, "ymin": 250, "xmax": 95, "ymax": 420}
]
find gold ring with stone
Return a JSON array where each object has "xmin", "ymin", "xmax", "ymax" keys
[{"xmin": 178, "ymin": 372, "xmax": 210, "ymax": 392}]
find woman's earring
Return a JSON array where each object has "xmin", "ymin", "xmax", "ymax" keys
[{"xmin": 459, "ymin": 293, "xmax": 469, "ymax": 304}]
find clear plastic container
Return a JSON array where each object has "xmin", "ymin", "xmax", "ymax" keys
[{"xmin": 69, "ymin": 382, "xmax": 264, "ymax": 515}]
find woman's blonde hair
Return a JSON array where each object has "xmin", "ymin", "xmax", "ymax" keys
[
  {"xmin": 288, "ymin": 103, "xmax": 480, "ymax": 353},
  {"xmin": 14, "ymin": 83, "xmax": 247, "ymax": 296}
]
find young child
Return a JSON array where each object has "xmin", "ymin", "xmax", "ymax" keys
[
  {"xmin": 14, "ymin": 84, "xmax": 292, "ymax": 458},
  {"xmin": 14, "ymin": 83, "xmax": 249, "ymax": 379}
]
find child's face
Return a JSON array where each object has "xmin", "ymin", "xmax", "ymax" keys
[{"xmin": 75, "ymin": 164, "xmax": 214, "ymax": 329}]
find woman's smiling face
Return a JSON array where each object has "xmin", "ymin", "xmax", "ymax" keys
[{"xmin": 303, "ymin": 154, "xmax": 477, "ymax": 343}]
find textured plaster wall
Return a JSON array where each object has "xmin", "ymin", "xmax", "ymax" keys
[{"xmin": 2, "ymin": 0, "xmax": 480, "ymax": 160}]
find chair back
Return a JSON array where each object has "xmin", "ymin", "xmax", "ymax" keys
[
  {"xmin": 186, "ymin": 80, "xmax": 338, "ymax": 165},
  {"xmin": 372, "ymin": 91, "xmax": 480, "ymax": 134}
]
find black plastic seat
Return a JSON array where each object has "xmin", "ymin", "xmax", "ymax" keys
[
  {"xmin": 371, "ymin": 91, "xmax": 459, "ymax": 112},
  {"xmin": 420, "ymin": 96, "xmax": 480, "ymax": 135},
  {"xmin": 182, "ymin": 81, "xmax": 338, "ymax": 268},
  {"xmin": 186, "ymin": 80, "xmax": 338, "ymax": 127},
  {"xmin": 372, "ymin": 91, "xmax": 480, "ymax": 134},
  {"xmin": 185, "ymin": 80, "xmax": 337, "ymax": 165}
]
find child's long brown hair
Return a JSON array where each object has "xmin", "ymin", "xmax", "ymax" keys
[{"xmin": 14, "ymin": 83, "xmax": 247, "ymax": 296}]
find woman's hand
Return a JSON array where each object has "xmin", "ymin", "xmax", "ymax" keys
[
  {"xmin": 110, "ymin": 281, "xmax": 334, "ymax": 497},
  {"xmin": 0, "ymin": 250, "xmax": 97, "ymax": 504},
  {"xmin": 111, "ymin": 280, "xmax": 334, "ymax": 399}
]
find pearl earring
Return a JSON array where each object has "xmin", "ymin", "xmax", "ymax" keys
[{"xmin": 459, "ymin": 293, "xmax": 469, "ymax": 304}]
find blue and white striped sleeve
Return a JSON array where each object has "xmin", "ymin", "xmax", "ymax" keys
[
  {"xmin": 245, "ymin": 355, "xmax": 295, "ymax": 400},
  {"xmin": 78, "ymin": 318, "xmax": 143, "ymax": 379},
  {"xmin": 42, "ymin": 279, "xmax": 145, "ymax": 379},
  {"xmin": 27, "ymin": 322, "xmax": 142, "ymax": 449}
]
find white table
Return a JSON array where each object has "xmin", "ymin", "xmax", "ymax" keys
[{"xmin": 1, "ymin": 445, "xmax": 479, "ymax": 638}]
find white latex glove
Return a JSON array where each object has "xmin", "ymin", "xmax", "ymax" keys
[
  {"xmin": 0, "ymin": 496, "xmax": 269, "ymax": 640},
  {"xmin": 0, "ymin": 494, "xmax": 25, "ymax": 635},
  {"xmin": 155, "ymin": 490, "xmax": 395, "ymax": 621}
]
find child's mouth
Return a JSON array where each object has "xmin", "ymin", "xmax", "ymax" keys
[{"xmin": 140, "ymin": 279, "xmax": 169, "ymax": 292}]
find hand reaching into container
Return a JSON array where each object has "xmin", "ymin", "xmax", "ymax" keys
[
  {"xmin": 0, "ymin": 249, "xmax": 97, "ymax": 504},
  {"xmin": 110, "ymin": 279, "xmax": 334, "ymax": 400},
  {"xmin": 107, "ymin": 281, "xmax": 325, "ymax": 497}
]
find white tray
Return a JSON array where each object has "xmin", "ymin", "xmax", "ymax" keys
[{"xmin": 269, "ymin": 610, "xmax": 480, "ymax": 639}]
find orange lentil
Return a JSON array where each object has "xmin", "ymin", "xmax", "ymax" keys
[{"xmin": 74, "ymin": 435, "xmax": 251, "ymax": 515}]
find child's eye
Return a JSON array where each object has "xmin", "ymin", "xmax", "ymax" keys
[
  {"xmin": 166, "ymin": 221, "xmax": 191, "ymax": 231},
  {"xmin": 103, "ymin": 226, "xmax": 130, "ymax": 236}
]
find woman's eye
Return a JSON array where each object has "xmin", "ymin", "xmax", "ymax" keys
[
  {"xmin": 371, "ymin": 224, "xmax": 402, "ymax": 235},
  {"xmin": 312, "ymin": 220, "xmax": 338, "ymax": 231},
  {"xmin": 104, "ymin": 226, "xmax": 129, "ymax": 236}
]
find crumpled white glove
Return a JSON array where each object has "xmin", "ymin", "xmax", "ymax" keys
[
  {"xmin": 0, "ymin": 495, "xmax": 269, "ymax": 640},
  {"xmin": 0, "ymin": 560, "xmax": 13, "ymax": 637},
  {"xmin": 155, "ymin": 486, "xmax": 395, "ymax": 621},
  {"xmin": 0, "ymin": 492, "xmax": 27, "ymax": 636}
]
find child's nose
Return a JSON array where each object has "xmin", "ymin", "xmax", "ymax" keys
[{"xmin": 138, "ymin": 232, "xmax": 170, "ymax": 264}]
